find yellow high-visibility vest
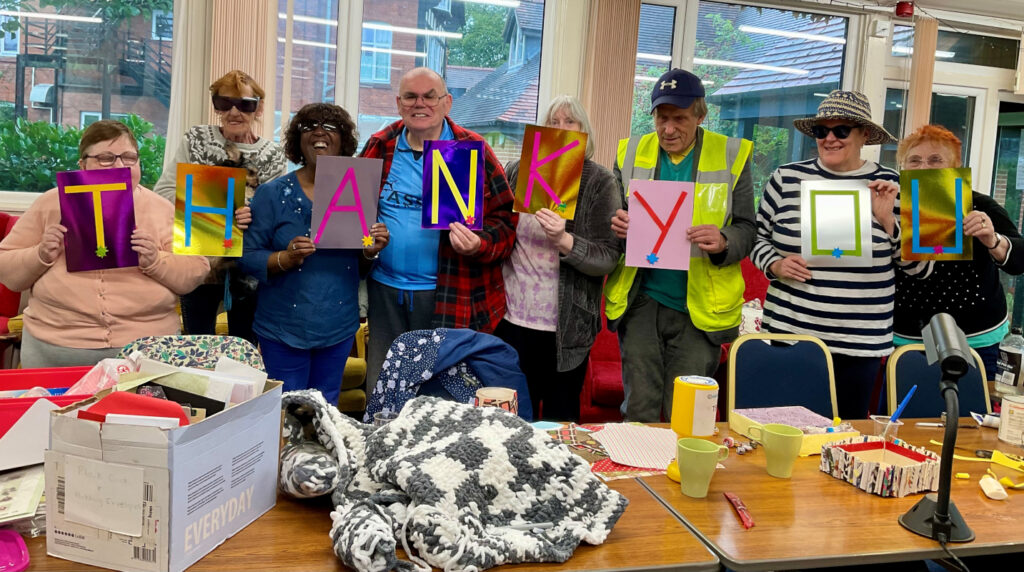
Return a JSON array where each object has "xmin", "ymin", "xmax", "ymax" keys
[{"xmin": 605, "ymin": 129, "xmax": 752, "ymax": 331}]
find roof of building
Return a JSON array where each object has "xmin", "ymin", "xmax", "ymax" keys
[
  {"xmin": 702, "ymin": 6, "xmax": 846, "ymax": 97},
  {"xmin": 446, "ymin": 65, "xmax": 494, "ymax": 91},
  {"xmin": 448, "ymin": 54, "xmax": 540, "ymax": 127}
]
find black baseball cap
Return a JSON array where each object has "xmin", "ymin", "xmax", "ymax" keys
[{"xmin": 650, "ymin": 68, "xmax": 705, "ymax": 113}]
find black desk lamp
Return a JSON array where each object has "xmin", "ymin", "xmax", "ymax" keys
[{"xmin": 899, "ymin": 312, "xmax": 975, "ymax": 543}]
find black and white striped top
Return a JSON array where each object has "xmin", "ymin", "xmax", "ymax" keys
[{"xmin": 750, "ymin": 159, "xmax": 931, "ymax": 357}]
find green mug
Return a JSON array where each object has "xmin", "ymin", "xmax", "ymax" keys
[
  {"xmin": 677, "ymin": 437, "xmax": 729, "ymax": 498},
  {"xmin": 748, "ymin": 423, "xmax": 804, "ymax": 478}
]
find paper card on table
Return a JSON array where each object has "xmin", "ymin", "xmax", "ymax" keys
[
  {"xmin": 800, "ymin": 180, "xmax": 873, "ymax": 267},
  {"xmin": 900, "ymin": 167, "xmax": 974, "ymax": 261},
  {"xmin": 64, "ymin": 455, "xmax": 144, "ymax": 536},
  {"xmin": 590, "ymin": 423, "xmax": 678, "ymax": 470},
  {"xmin": 513, "ymin": 125, "xmax": 587, "ymax": 219},
  {"xmin": 422, "ymin": 140, "xmax": 484, "ymax": 230},
  {"xmin": 310, "ymin": 156, "xmax": 382, "ymax": 249},
  {"xmin": 625, "ymin": 179, "xmax": 694, "ymax": 270},
  {"xmin": 57, "ymin": 167, "xmax": 138, "ymax": 272},
  {"xmin": 173, "ymin": 163, "xmax": 245, "ymax": 256}
]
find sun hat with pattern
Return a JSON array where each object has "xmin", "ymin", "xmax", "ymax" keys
[{"xmin": 793, "ymin": 90, "xmax": 896, "ymax": 145}]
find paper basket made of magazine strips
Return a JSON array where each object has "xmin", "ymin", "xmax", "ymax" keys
[{"xmin": 820, "ymin": 436, "xmax": 940, "ymax": 498}]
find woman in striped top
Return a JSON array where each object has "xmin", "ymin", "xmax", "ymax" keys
[{"xmin": 750, "ymin": 91, "xmax": 931, "ymax": 419}]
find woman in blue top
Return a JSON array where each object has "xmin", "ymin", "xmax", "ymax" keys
[{"xmin": 240, "ymin": 103, "xmax": 389, "ymax": 404}]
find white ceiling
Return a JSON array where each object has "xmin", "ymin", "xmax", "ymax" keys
[{"xmin": 882, "ymin": 0, "xmax": 1024, "ymax": 22}]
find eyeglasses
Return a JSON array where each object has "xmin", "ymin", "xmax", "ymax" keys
[
  {"xmin": 904, "ymin": 155, "xmax": 949, "ymax": 169},
  {"xmin": 83, "ymin": 152, "xmax": 140, "ymax": 167},
  {"xmin": 399, "ymin": 92, "xmax": 448, "ymax": 107},
  {"xmin": 810, "ymin": 124, "xmax": 857, "ymax": 140},
  {"xmin": 297, "ymin": 120, "xmax": 339, "ymax": 133},
  {"xmin": 212, "ymin": 95, "xmax": 261, "ymax": 113}
]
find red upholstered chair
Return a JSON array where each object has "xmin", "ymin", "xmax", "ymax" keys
[
  {"xmin": 579, "ymin": 317, "xmax": 623, "ymax": 423},
  {"xmin": 0, "ymin": 213, "xmax": 22, "ymax": 361}
]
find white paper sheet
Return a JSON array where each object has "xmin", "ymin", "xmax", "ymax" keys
[{"xmin": 590, "ymin": 424, "xmax": 678, "ymax": 469}]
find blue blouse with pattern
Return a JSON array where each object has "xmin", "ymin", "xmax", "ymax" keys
[{"xmin": 240, "ymin": 172, "xmax": 360, "ymax": 349}]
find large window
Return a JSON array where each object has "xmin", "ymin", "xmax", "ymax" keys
[
  {"xmin": 632, "ymin": 2, "xmax": 849, "ymax": 199},
  {"xmin": 881, "ymin": 87, "xmax": 976, "ymax": 169},
  {"xmin": 274, "ymin": 1, "xmax": 339, "ymax": 141},
  {"xmin": 0, "ymin": 3, "xmax": 173, "ymax": 193},
  {"xmin": 892, "ymin": 25, "xmax": 1019, "ymax": 70},
  {"xmin": 358, "ymin": 0, "xmax": 547, "ymax": 164},
  {"xmin": 631, "ymin": 3, "xmax": 675, "ymax": 138}
]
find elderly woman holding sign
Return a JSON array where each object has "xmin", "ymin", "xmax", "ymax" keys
[
  {"xmin": 750, "ymin": 91, "xmax": 932, "ymax": 419},
  {"xmin": 154, "ymin": 70, "xmax": 285, "ymax": 343},
  {"xmin": 494, "ymin": 95, "xmax": 622, "ymax": 421},
  {"xmin": 0, "ymin": 120, "xmax": 210, "ymax": 368},
  {"xmin": 893, "ymin": 125, "xmax": 1024, "ymax": 378},
  {"xmin": 240, "ymin": 103, "xmax": 388, "ymax": 405}
]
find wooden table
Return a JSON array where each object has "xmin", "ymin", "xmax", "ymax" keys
[
  {"xmin": 26, "ymin": 477, "xmax": 719, "ymax": 572},
  {"xmin": 640, "ymin": 419, "xmax": 1024, "ymax": 571}
]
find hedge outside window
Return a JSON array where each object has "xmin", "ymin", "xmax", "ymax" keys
[{"xmin": 0, "ymin": 1, "xmax": 173, "ymax": 193}]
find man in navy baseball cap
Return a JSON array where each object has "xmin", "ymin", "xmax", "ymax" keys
[
  {"xmin": 650, "ymin": 68, "xmax": 706, "ymax": 112},
  {"xmin": 605, "ymin": 68, "xmax": 756, "ymax": 422}
]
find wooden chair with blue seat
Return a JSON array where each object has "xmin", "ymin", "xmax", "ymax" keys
[
  {"xmin": 727, "ymin": 333, "xmax": 839, "ymax": 420},
  {"xmin": 886, "ymin": 344, "xmax": 992, "ymax": 418}
]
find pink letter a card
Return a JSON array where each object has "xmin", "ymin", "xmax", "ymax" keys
[{"xmin": 625, "ymin": 179, "xmax": 694, "ymax": 270}]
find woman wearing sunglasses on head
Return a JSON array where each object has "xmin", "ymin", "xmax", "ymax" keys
[
  {"xmin": 239, "ymin": 103, "xmax": 389, "ymax": 405},
  {"xmin": 0, "ymin": 120, "xmax": 210, "ymax": 368},
  {"xmin": 892, "ymin": 125, "xmax": 1024, "ymax": 378},
  {"xmin": 153, "ymin": 70, "xmax": 286, "ymax": 344},
  {"xmin": 749, "ymin": 90, "xmax": 932, "ymax": 420}
]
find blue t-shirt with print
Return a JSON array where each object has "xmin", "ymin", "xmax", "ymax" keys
[{"xmin": 371, "ymin": 122, "xmax": 455, "ymax": 290}]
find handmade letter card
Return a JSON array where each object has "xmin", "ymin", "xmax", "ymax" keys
[
  {"xmin": 422, "ymin": 140, "xmax": 484, "ymax": 230},
  {"xmin": 800, "ymin": 180, "xmax": 873, "ymax": 267},
  {"xmin": 625, "ymin": 179, "xmax": 694, "ymax": 270},
  {"xmin": 900, "ymin": 167, "xmax": 973, "ymax": 261},
  {"xmin": 513, "ymin": 125, "xmax": 587, "ymax": 219},
  {"xmin": 57, "ymin": 167, "xmax": 138, "ymax": 272},
  {"xmin": 310, "ymin": 156, "xmax": 382, "ymax": 249},
  {"xmin": 174, "ymin": 164, "xmax": 245, "ymax": 256}
]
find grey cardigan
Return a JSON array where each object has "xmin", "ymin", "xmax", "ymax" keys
[{"xmin": 504, "ymin": 159, "xmax": 623, "ymax": 371}]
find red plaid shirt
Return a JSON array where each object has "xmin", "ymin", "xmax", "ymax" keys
[{"xmin": 359, "ymin": 117, "xmax": 517, "ymax": 333}]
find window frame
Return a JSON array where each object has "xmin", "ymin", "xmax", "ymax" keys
[
  {"xmin": 359, "ymin": 24, "xmax": 392, "ymax": 84},
  {"xmin": 0, "ymin": 15, "xmax": 19, "ymax": 57},
  {"xmin": 151, "ymin": 9, "xmax": 173, "ymax": 42}
]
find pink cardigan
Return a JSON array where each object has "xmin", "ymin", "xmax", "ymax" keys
[{"xmin": 0, "ymin": 186, "xmax": 210, "ymax": 349}]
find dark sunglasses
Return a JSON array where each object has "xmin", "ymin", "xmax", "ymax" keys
[
  {"xmin": 297, "ymin": 120, "xmax": 339, "ymax": 133},
  {"xmin": 212, "ymin": 95, "xmax": 260, "ymax": 113},
  {"xmin": 810, "ymin": 124, "xmax": 857, "ymax": 140}
]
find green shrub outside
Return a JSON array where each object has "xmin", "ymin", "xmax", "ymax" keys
[{"xmin": 0, "ymin": 114, "xmax": 165, "ymax": 193}]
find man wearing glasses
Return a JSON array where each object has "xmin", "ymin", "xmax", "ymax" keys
[
  {"xmin": 606, "ymin": 68, "xmax": 756, "ymax": 422},
  {"xmin": 359, "ymin": 67, "xmax": 516, "ymax": 395}
]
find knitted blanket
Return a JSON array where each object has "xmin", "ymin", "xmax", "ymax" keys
[{"xmin": 280, "ymin": 391, "xmax": 628, "ymax": 572}]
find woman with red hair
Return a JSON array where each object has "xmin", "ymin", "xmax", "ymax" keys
[{"xmin": 893, "ymin": 125, "xmax": 1024, "ymax": 376}]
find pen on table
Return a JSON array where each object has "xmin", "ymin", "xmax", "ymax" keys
[
  {"xmin": 724, "ymin": 492, "xmax": 754, "ymax": 529},
  {"xmin": 883, "ymin": 384, "xmax": 917, "ymax": 441},
  {"xmin": 915, "ymin": 422, "xmax": 979, "ymax": 429}
]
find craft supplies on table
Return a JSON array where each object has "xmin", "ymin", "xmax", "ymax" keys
[{"xmin": 731, "ymin": 405, "xmax": 859, "ymax": 456}]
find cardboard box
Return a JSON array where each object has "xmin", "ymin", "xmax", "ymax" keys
[
  {"xmin": 0, "ymin": 366, "xmax": 92, "ymax": 471},
  {"xmin": 44, "ymin": 380, "xmax": 282, "ymax": 572},
  {"xmin": 730, "ymin": 406, "xmax": 860, "ymax": 457}
]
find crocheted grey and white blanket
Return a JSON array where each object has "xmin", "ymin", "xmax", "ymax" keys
[{"xmin": 280, "ymin": 390, "xmax": 628, "ymax": 572}]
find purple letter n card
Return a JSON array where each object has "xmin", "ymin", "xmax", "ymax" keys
[
  {"xmin": 57, "ymin": 167, "xmax": 138, "ymax": 272},
  {"xmin": 422, "ymin": 140, "xmax": 484, "ymax": 230}
]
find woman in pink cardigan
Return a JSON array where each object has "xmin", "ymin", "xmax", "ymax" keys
[{"xmin": 0, "ymin": 120, "xmax": 210, "ymax": 368}]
